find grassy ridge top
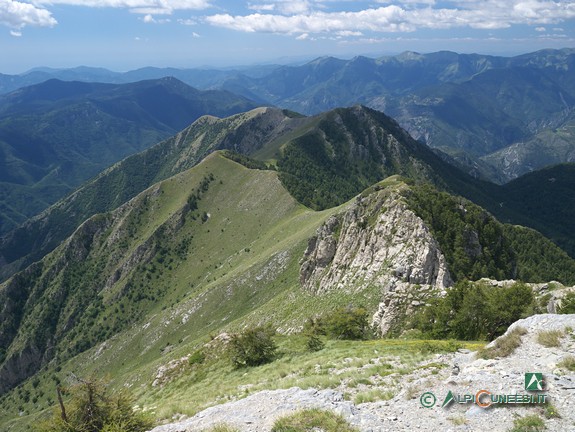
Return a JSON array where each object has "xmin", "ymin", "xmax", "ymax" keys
[{"xmin": 0, "ymin": 153, "xmax": 342, "ymax": 424}]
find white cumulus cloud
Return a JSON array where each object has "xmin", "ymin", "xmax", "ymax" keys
[
  {"xmin": 205, "ymin": 0, "xmax": 575, "ymax": 35},
  {"xmin": 32, "ymin": 0, "xmax": 212, "ymax": 14},
  {"xmin": 247, "ymin": 3, "xmax": 276, "ymax": 12},
  {"xmin": 278, "ymin": 0, "xmax": 310, "ymax": 14},
  {"xmin": 247, "ymin": 0, "xmax": 310, "ymax": 14},
  {"xmin": 0, "ymin": 0, "xmax": 56, "ymax": 30},
  {"xmin": 140, "ymin": 13, "xmax": 170, "ymax": 23}
]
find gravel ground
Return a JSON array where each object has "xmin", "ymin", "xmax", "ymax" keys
[{"xmin": 149, "ymin": 314, "xmax": 575, "ymax": 432}]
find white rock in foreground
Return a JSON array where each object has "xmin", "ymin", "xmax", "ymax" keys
[{"xmin": 149, "ymin": 315, "xmax": 575, "ymax": 432}]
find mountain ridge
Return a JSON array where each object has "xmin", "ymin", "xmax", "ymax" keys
[
  {"xmin": 0, "ymin": 104, "xmax": 483, "ymax": 282},
  {"xmin": 2, "ymin": 48, "xmax": 575, "ymax": 181},
  {"xmin": 3, "ymin": 104, "xmax": 575, "ymax": 285},
  {"xmin": 0, "ymin": 77, "xmax": 261, "ymax": 234},
  {"xmin": 2, "ymin": 49, "xmax": 575, "ymax": 431},
  {"xmin": 1, "ymin": 151, "xmax": 574, "ymax": 429}
]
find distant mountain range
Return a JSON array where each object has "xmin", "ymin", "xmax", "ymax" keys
[
  {"xmin": 2, "ymin": 49, "xmax": 574, "ymax": 182},
  {"xmin": 0, "ymin": 77, "xmax": 261, "ymax": 234},
  {"xmin": 0, "ymin": 64, "xmax": 280, "ymax": 96},
  {"xmin": 214, "ymin": 49, "xmax": 575, "ymax": 183}
]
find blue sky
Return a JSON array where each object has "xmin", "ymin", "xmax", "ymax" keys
[{"xmin": 1, "ymin": 0, "xmax": 574, "ymax": 73}]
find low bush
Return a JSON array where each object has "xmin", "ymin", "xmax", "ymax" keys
[
  {"xmin": 229, "ymin": 325, "xmax": 277, "ymax": 368},
  {"xmin": 35, "ymin": 378, "xmax": 152, "ymax": 432},
  {"xmin": 558, "ymin": 292, "xmax": 575, "ymax": 314},
  {"xmin": 412, "ymin": 280, "xmax": 535, "ymax": 341},
  {"xmin": 477, "ymin": 327, "xmax": 527, "ymax": 359},
  {"xmin": 324, "ymin": 307, "xmax": 370, "ymax": 340},
  {"xmin": 557, "ymin": 355, "xmax": 575, "ymax": 371},
  {"xmin": 306, "ymin": 335, "xmax": 325, "ymax": 352},
  {"xmin": 508, "ymin": 414, "xmax": 545, "ymax": 432},
  {"xmin": 536, "ymin": 330, "xmax": 563, "ymax": 348},
  {"xmin": 189, "ymin": 349, "xmax": 206, "ymax": 365},
  {"xmin": 542, "ymin": 403, "xmax": 561, "ymax": 419}
]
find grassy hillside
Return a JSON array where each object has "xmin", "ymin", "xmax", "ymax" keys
[
  {"xmin": 0, "ymin": 154, "xmax": 475, "ymax": 430},
  {"xmin": 2, "ymin": 153, "xmax": 575, "ymax": 431},
  {"xmin": 0, "ymin": 78, "xmax": 261, "ymax": 235},
  {"xmin": 0, "ymin": 153, "xmax": 341, "ymax": 410},
  {"xmin": 0, "ymin": 108, "xmax": 299, "ymax": 282}
]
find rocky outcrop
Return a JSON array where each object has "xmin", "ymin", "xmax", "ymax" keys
[
  {"xmin": 149, "ymin": 388, "xmax": 361, "ymax": 432},
  {"xmin": 300, "ymin": 183, "xmax": 452, "ymax": 335}
]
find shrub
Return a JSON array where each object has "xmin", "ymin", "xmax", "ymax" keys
[
  {"xmin": 557, "ymin": 355, "xmax": 575, "ymax": 371},
  {"xmin": 306, "ymin": 335, "xmax": 325, "ymax": 352},
  {"xmin": 189, "ymin": 349, "xmax": 206, "ymax": 365},
  {"xmin": 271, "ymin": 408, "xmax": 359, "ymax": 432},
  {"xmin": 413, "ymin": 281, "xmax": 534, "ymax": 341},
  {"xmin": 508, "ymin": 414, "xmax": 545, "ymax": 432},
  {"xmin": 324, "ymin": 306, "xmax": 370, "ymax": 340},
  {"xmin": 229, "ymin": 325, "xmax": 277, "ymax": 368},
  {"xmin": 303, "ymin": 316, "xmax": 326, "ymax": 336},
  {"xmin": 35, "ymin": 378, "xmax": 152, "ymax": 432},
  {"xmin": 542, "ymin": 403, "xmax": 561, "ymax": 419},
  {"xmin": 558, "ymin": 292, "xmax": 575, "ymax": 314}
]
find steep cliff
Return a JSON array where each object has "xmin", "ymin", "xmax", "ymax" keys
[
  {"xmin": 298, "ymin": 176, "xmax": 575, "ymax": 336},
  {"xmin": 300, "ymin": 178, "xmax": 452, "ymax": 335}
]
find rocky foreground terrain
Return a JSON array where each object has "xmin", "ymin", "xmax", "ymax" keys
[{"xmin": 149, "ymin": 314, "xmax": 575, "ymax": 432}]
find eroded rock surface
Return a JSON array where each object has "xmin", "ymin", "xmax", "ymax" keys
[{"xmin": 300, "ymin": 185, "xmax": 452, "ymax": 335}]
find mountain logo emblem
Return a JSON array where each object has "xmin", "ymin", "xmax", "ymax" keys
[
  {"xmin": 525, "ymin": 373, "xmax": 544, "ymax": 391},
  {"xmin": 442, "ymin": 390, "xmax": 455, "ymax": 408}
]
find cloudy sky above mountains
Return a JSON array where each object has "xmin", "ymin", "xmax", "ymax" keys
[{"xmin": 1, "ymin": 0, "xmax": 574, "ymax": 72}]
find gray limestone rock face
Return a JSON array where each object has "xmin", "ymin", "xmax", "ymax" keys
[{"xmin": 299, "ymin": 186, "xmax": 452, "ymax": 336}]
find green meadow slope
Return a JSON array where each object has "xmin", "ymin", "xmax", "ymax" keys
[
  {"xmin": 0, "ymin": 107, "xmax": 306, "ymax": 282},
  {"xmin": 0, "ymin": 153, "xmax": 355, "ymax": 426},
  {"xmin": 0, "ymin": 78, "xmax": 261, "ymax": 235},
  {"xmin": 2, "ymin": 152, "xmax": 575, "ymax": 431}
]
